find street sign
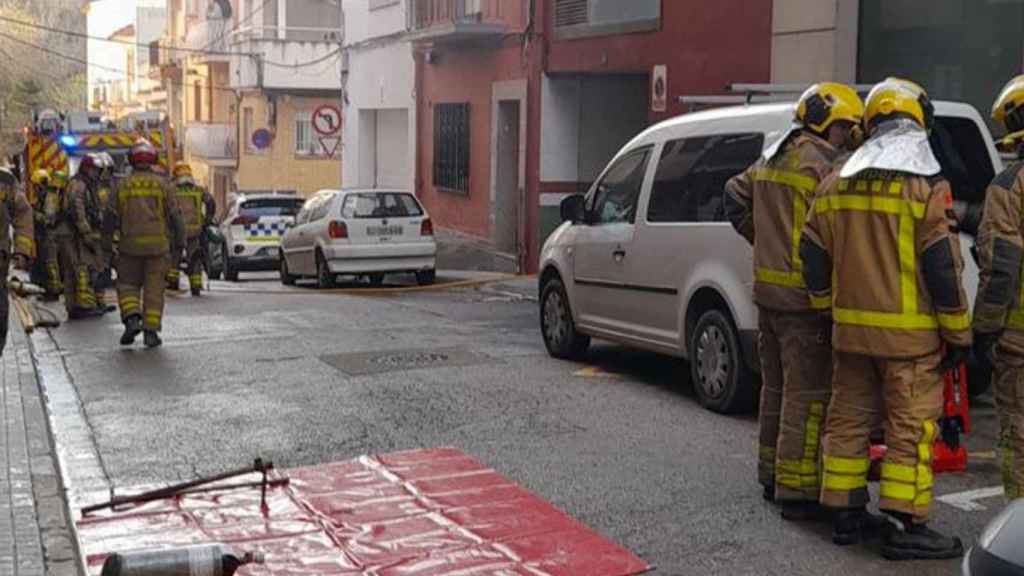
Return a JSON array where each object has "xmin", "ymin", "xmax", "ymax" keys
[
  {"xmin": 319, "ymin": 136, "xmax": 341, "ymax": 159},
  {"xmin": 652, "ymin": 65, "xmax": 667, "ymax": 112},
  {"xmin": 251, "ymin": 128, "xmax": 272, "ymax": 150},
  {"xmin": 312, "ymin": 104, "xmax": 342, "ymax": 137}
]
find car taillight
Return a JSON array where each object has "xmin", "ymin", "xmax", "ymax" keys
[
  {"xmin": 231, "ymin": 215, "xmax": 257, "ymax": 226},
  {"xmin": 328, "ymin": 220, "xmax": 348, "ymax": 239},
  {"xmin": 420, "ymin": 218, "xmax": 434, "ymax": 236}
]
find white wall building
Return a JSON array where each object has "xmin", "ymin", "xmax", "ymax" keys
[{"xmin": 341, "ymin": 0, "xmax": 416, "ymax": 191}]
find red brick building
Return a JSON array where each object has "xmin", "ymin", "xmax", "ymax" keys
[{"xmin": 411, "ymin": 0, "xmax": 772, "ymax": 272}]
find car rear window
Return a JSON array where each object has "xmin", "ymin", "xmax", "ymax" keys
[
  {"xmin": 239, "ymin": 198, "xmax": 303, "ymax": 218},
  {"xmin": 342, "ymin": 193, "xmax": 423, "ymax": 219}
]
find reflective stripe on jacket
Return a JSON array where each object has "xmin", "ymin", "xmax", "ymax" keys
[
  {"xmin": 0, "ymin": 172, "xmax": 35, "ymax": 260},
  {"xmin": 175, "ymin": 185, "xmax": 205, "ymax": 237},
  {"xmin": 802, "ymin": 169, "xmax": 970, "ymax": 358},
  {"xmin": 114, "ymin": 170, "xmax": 183, "ymax": 257},
  {"xmin": 725, "ymin": 132, "xmax": 840, "ymax": 312}
]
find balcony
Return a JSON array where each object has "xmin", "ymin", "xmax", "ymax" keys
[
  {"xmin": 408, "ymin": 0, "xmax": 515, "ymax": 44},
  {"xmin": 230, "ymin": 28, "xmax": 342, "ymax": 92},
  {"xmin": 185, "ymin": 123, "xmax": 237, "ymax": 163},
  {"xmin": 184, "ymin": 17, "xmax": 233, "ymax": 64}
]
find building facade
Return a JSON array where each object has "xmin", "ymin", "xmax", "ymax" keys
[{"xmin": 341, "ymin": 0, "xmax": 416, "ymax": 192}]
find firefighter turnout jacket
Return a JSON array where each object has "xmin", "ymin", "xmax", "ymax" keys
[
  {"xmin": 975, "ymin": 161, "xmax": 1024, "ymax": 354},
  {"xmin": 800, "ymin": 171, "xmax": 971, "ymax": 357},
  {"xmin": 113, "ymin": 170, "xmax": 184, "ymax": 257},
  {"xmin": 175, "ymin": 184, "xmax": 210, "ymax": 239},
  {"xmin": 0, "ymin": 170, "xmax": 35, "ymax": 262},
  {"xmin": 725, "ymin": 132, "xmax": 841, "ymax": 311}
]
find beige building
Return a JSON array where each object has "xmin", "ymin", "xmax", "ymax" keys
[{"xmin": 771, "ymin": 0, "xmax": 1024, "ymax": 122}]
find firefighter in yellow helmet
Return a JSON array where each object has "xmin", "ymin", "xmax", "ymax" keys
[
  {"xmin": 0, "ymin": 167, "xmax": 34, "ymax": 356},
  {"xmin": 801, "ymin": 78, "xmax": 969, "ymax": 559},
  {"xmin": 112, "ymin": 140, "xmax": 184, "ymax": 348},
  {"xmin": 724, "ymin": 83, "xmax": 864, "ymax": 518},
  {"xmin": 48, "ymin": 168, "xmax": 101, "ymax": 319},
  {"xmin": 973, "ymin": 74, "xmax": 1024, "ymax": 504},
  {"xmin": 29, "ymin": 169, "xmax": 62, "ymax": 300},
  {"xmin": 167, "ymin": 162, "xmax": 214, "ymax": 296},
  {"xmin": 68, "ymin": 154, "xmax": 114, "ymax": 315}
]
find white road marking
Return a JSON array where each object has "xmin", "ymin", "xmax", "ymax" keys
[{"xmin": 936, "ymin": 486, "xmax": 1005, "ymax": 512}]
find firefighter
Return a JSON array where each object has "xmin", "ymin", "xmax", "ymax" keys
[
  {"xmin": 95, "ymin": 154, "xmax": 116, "ymax": 292},
  {"xmin": 724, "ymin": 83, "xmax": 864, "ymax": 518},
  {"xmin": 973, "ymin": 74, "xmax": 1024, "ymax": 503},
  {"xmin": 49, "ymin": 169, "xmax": 100, "ymax": 319},
  {"xmin": 167, "ymin": 163, "xmax": 214, "ymax": 296},
  {"xmin": 0, "ymin": 167, "xmax": 34, "ymax": 355},
  {"xmin": 801, "ymin": 78, "xmax": 970, "ymax": 559},
  {"xmin": 113, "ymin": 140, "xmax": 184, "ymax": 348},
  {"xmin": 67, "ymin": 154, "xmax": 113, "ymax": 314},
  {"xmin": 30, "ymin": 169, "xmax": 62, "ymax": 300}
]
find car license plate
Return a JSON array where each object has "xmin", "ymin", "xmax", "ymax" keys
[{"xmin": 367, "ymin": 225, "xmax": 403, "ymax": 236}]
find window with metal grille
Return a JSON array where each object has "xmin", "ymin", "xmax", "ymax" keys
[
  {"xmin": 433, "ymin": 103, "xmax": 470, "ymax": 194},
  {"xmin": 554, "ymin": 0, "xmax": 588, "ymax": 27}
]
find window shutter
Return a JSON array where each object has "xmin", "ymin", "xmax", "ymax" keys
[{"xmin": 554, "ymin": 0, "xmax": 588, "ymax": 27}]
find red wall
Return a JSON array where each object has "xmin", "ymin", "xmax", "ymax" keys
[
  {"xmin": 544, "ymin": 0, "xmax": 773, "ymax": 123},
  {"xmin": 415, "ymin": 44, "xmax": 531, "ymax": 241}
]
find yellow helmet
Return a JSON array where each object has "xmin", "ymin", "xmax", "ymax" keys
[
  {"xmin": 993, "ymin": 75, "xmax": 1024, "ymax": 147},
  {"xmin": 795, "ymin": 82, "xmax": 865, "ymax": 134},
  {"xmin": 30, "ymin": 169, "xmax": 50, "ymax": 186},
  {"xmin": 51, "ymin": 170, "xmax": 67, "ymax": 189},
  {"xmin": 864, "ymin": 77, "xmax": 932, "ymax": 131},
  {"xmin": 173, "ymin": 162, "xmax": 192, "ymax": 179}
]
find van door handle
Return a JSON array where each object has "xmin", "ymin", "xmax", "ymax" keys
[{"xmin": 612, "ymin": 246, "xmax": 626, "ymax": 261}]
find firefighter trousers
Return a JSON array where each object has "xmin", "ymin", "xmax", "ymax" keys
[
  {"xmin": 992, "ymin": 352, "xmax": 1024, "ymax": 501},
  {"xmin": 167, "ymin": 237, "xmax": 203, "ymax": 291},
  {"xmin": 820, "ymin": 350, "xmax": 943, "ymax": 522},
  {"xmin": 0, "ymin": 271, "xmax": 9, "ymax": 356},
  {"xmin": 756, "ymin": 307, "xmax": 832, "ymax": 501},
  {"xmin": 56, "ymin": 235, "xmax": 95, "ymax": 313},
  {"xmin": 117, "ymin": 254, "xmax": 168, "ymax": 332},
  {"xmin": 43, "ymin": 233, "xmax": 62, "ymax": 295}
]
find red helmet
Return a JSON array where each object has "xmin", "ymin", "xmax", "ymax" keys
[
  {"xmin": 78, "ymin": 153, "xmax": 100, "ymax": 178},
  {"xmin": 129, "ymin": 139, "xmax": 158, "ymax": 168}
]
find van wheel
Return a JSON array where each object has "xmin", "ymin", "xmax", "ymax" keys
[
  {"xmin": 316, "ymin": 252, "xmax": 336, "ymax": 289},
  {"xmin": 415, "ymin": 270, "xmax": 436, "ymax": 286},
  {"xmin": 689, "ymin": 309, "xmax": 754, "ymax": 414},
  {"xmin": 540, "ymin": 278, "xmax": 589, "ymax": 360},
  {"xmin": 223, "ymin": 245, "xmax": 239, "ymax": 282}
]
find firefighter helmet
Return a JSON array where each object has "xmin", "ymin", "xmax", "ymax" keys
[
  {"xmin": 795, "ymin": 82, "xmax": 865, "ymax": 134},
  {"xmin": 129, "ymin": 139, "xmax": 158, "ymax": 168},
  {"xmin": 78, "ymin": 153, "xmax": 101, "ymax": 179},
  {"xmin": 864, "ymin": 77, "xmax": 933, "ymax": 132},
  {"xmin": 51, "ymin": 170, "xmax": 67, "ymax": 189},
  {"xmin": 993, "ymin": 75, "xmax": 1024, "ymax": 143},
  {"xmin": 30, "ymin": 169, "xmax": 50, "ymax": 186}
]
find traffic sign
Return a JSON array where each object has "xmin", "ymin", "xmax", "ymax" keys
[
  {"xmin": 312, "ymin": 104, "xmax": 342, "ymax": 137},
  {"xmin": 251, "ymin": 128, "xmax": 273, "ymax": 150}
]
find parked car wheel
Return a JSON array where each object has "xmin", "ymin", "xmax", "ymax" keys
[
  {"xmin": 540, "ymin": 277, "xmax": 589, "ymax": 360},
  {"xmin": 223, "ymin": 244, "xmax": 239, "ymax": 282},
  {"xmin": 207, "ymin": 251, "xmax": 222, "ymax": 280},
  {"xmin": 415, "ymin": 270, "xmax": 436, "ymax": 286},
  {"xmin": 689, "ymin": 309, "xmax": 755, "ymax": 414},
  {"xmin": 316, "ymin": 251, "xmax": 336, "ymax": 289},
  {"xmin": 279, "ymin": 253, "xmax": 297, "ymax": 286}
]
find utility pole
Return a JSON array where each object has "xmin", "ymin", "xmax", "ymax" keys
[{"xmin": 337, "ymin": 0, "xmax": 345, "ymax": 188}]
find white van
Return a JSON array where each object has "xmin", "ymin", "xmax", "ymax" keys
[{"xmin": 538, "ymin": 101, "xmax": 1001, "ymax": 414}]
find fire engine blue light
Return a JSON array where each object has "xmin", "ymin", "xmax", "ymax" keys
[{"xmin": 59, "ymin": 134, "xmax": 77, "ymax": 148}]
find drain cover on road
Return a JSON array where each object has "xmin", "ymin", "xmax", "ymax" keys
[{"xmin": 321, "ymin": 347, "xmax": 497, "ymax": 376}]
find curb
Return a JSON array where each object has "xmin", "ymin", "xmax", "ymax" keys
[{"xmin": 208, "ymin": 274, "xmax": 527, "ymax": 296}]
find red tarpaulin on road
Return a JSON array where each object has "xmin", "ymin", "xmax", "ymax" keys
[{"xmin": 77, "ymin": 448, "xmax": 650, "ymax": 575}]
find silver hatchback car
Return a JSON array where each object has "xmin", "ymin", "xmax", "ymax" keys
[{"xmin": 539, "ymin": 101, "xmax": 1001, "ymax": 414}]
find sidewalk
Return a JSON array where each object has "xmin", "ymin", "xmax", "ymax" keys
[{"xmin": 0, "ymin": 319, "xmax": 80, "ymax": 576}]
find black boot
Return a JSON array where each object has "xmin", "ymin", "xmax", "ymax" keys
[
  {"xmin": 191, "ymin": 287, "xmax": 201, "ymax": 297},
  {"xmin": 143, "ymin": 330, "xmax": 162, "ymax": 348},
  {"xmin": 762, "ymin": 484, "xmax": 775, "ymax": 503},
  {"xmin": 832, "ymin": 508, "xmax": 886, "ymax": 546},
  {"xmin": 881, "ymin": 513, "xmax": 963, "ymax": 561},
  {"xmin": 781, "ymin": 501, "xmax": 830, "ymax": 522},
  {"xmin": 120, "ymin": 315, "xmax": 142, "ymax": 346}
]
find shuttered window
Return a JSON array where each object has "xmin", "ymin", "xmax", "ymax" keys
[
  {"xmin": 554, "ymin": 0, "xmax": 588, "ymax": 27},
  {"xmin": 433, "ymin": 103, "xmax": 470, "ymax": 194}
]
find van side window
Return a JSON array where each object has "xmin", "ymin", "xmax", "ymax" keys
[
  {"xmin": 589, "ymin": 148, "xmax": 651, "ymax": 225},
  {"xmin": 930, "ymin": 117, "xmax": 995, "ymax": 207},
  {"xmin": 647, "ymin": 133, "xmax": 764, "ymax": 223}
]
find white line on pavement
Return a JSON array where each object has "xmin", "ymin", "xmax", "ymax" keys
[{"xmin": 936, "ymin": 486, "xmax": 1005, "ymax": 512}]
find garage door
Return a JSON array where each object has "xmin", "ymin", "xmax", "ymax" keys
[{"xmin": 374, "ymin": 109, "xmax": 409, "ymax": 189}]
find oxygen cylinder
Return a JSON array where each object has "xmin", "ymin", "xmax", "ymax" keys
[{"xmin": 100, "ymin": 544, "xmax": 264, "ymax": 576}]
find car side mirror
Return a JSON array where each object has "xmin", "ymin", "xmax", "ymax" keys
[{"xmin": 560, "ymin": 194, "xmax": 586, "ymax": 224}]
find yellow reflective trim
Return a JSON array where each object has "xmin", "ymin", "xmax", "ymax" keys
[
  {"xmin": 754, "ymin": 267, "xmax": 805, "ymax": 288},
  {"xmin": 814, "ymin": 194, "xmax": 926, "ymax": 218},
  {"xmin": 855, "ymin": 180, "xmax": 868, "ymax": 192},
  {"xmin": 880, "ymin": 481, "xmax": 916, "ymax": 502},
  {"xmin": 752, "ymin": 168, "xmax": 817, "ymax": 193},
  {"xmin": 833, "ymin": 308, "xmax": 938, "ymax": 330},
  {"xmin": 881, "ymin": 462, "xmax": 917, "ymax": 484},
  {"xmin": 823, "ymin": 455, "xmax": 870, "ymax": 475},
  {"xmin": 917, "ymin": 464, "xmax": 933, "ymax": 491},
  {"xmin": 1008, "ymin": 310, "xmax": 1024, "ymax": 330},
  {"xmin": 871, "ymin": 180, "xmax": 883, "ymax": 193},
  {"xmin": 823, "ymin": 473, "xmax": 867, "ymax": 491},
  {"xmin": 899, "ymin": 214, "xmax": 917, "ymax": 316},
  {"xmin": 838, "ymin": 179, "xmax": 849, "ymax": 192},
  {"xmin": 937, "ymin": 312, "xmax": 970, "ymax": 331},
  {"xmin": 890, "ymin": 181, "xmax": 903, "ymax": 195},
  {"xmin": 15, "ymin": 235, "xmax": 34, "ymax": 253},
  {"xmin": 124, "ymin": 235, "xmax": 168, "ymax": 245},
  {"xmin": 914, "ymin": 492, "xmax": 932, "ymax": 507},
  {"xmin": 810, "ymin": 294, "xmax": 831, "ymax": 310},
  {"xmin": 777, "ymin": 472, "xmax": 819, "ymax": 489},
  {"xmin": 792, "ymin": 193, "xmax": 807, "ymax": 271}
]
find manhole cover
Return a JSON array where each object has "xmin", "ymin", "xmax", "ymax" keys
[{"xmin": 321, "ymin": 347, "xmax": 497, "ymax": 376}]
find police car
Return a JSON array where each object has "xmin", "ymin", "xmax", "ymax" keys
[{"xmin": 215, "ymin": 192, "xmax": 304, "ymax": 282}]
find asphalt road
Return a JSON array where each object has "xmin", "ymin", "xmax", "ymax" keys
[{"xmin": 29, "ymin": 274, "xmax": 1009, "ymax": 575}]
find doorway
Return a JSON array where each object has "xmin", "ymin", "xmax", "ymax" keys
[{"xmin": 494, "ymin": 100, "xmax": 521, "ymax": 255}]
